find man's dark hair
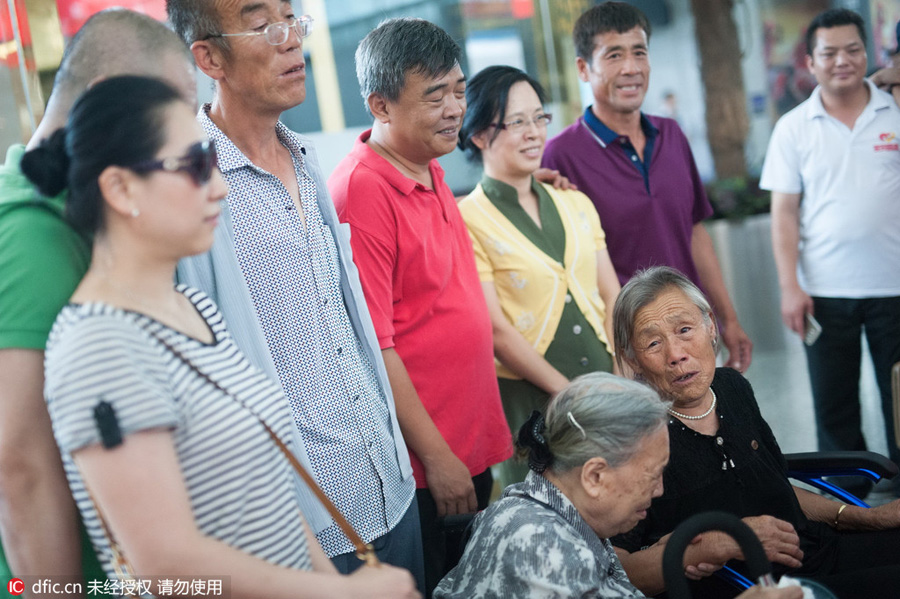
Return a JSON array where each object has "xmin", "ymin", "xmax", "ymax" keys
[
  {"xmin": 573, "ymin": 2, "xmax": 651, "ymax": 61},
  {"xmin": 355, "ymin": 18, "xmax": 461, "ymax": 113},
  {"xmin": 166, "ymin": 0, "xmax": 223, "ymax": 47},
  {"xmin": 805, "ymin": 8, "xmax": 866, "ymax": 56}
]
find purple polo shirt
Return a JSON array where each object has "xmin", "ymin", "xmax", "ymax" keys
[{"xmin": 543, "ymin": 109, "xmax": 712, "ymax": 286}]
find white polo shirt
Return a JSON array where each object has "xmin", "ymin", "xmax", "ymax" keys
[{"xmin": 761, "ymin": 79, "xmax": 900, "ymax": 298}]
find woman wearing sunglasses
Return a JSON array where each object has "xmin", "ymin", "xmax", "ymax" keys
[
  {"xmin": 22, "ymin": 76, "xmax": 418, "ymax": 599},
  {"xmin": 457, "ymin": 66, "xmax": 621, "ymax": 488}
]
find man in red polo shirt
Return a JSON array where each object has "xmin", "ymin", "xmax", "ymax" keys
[{"xmin": 328, "ymin": 17, "xmax": 512, "ymax": 598}]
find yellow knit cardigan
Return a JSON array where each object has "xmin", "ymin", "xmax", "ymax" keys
[{"xmin": 459, "ymin": 182, "xmax": 613, "ymax": 379}]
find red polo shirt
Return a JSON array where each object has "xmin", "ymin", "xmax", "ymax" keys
[{"xmin": 329, "ymin": 130, "xmax": 512, "ymax": 488}]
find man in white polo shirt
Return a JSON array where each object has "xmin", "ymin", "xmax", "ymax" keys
[{"xmin": 761, "ymin": 7, "xmax": 900, "ymax": 496}]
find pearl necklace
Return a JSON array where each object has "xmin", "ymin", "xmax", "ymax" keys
[{"xmin": 668, "ymin": 389, "xmax": 717, "ymax": 420}]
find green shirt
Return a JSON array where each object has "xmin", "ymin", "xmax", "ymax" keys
[
  {"xmin": 0, "ymin": 145, "xmax": 91, "ymax": 348},
  {"xmin": 0, "ymin": 144, "xmax": 106, "ymax": 595}
]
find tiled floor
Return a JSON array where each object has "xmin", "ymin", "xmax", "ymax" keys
[
  {"xmin": 744, "ymin": 329, "xmax": 887, "ymax": 456},
  {"xmin": 706, "ymin": 214, "xmax": 896, "ymax": 504},
  {"xmin": 742, "ymin": 327, "xmax": 896, "ymax": 505}
]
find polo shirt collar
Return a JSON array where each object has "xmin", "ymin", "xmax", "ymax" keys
[
  {"xmin": 804, "ymin": 79, "xmax": 887, "ymax": 120},
  {"xmin": 582, "ymin": 106, "xmax": 659, "ymax": 147},
  {"xmin": 197, "ymin": 103, "xmax": 307, "ymax": 175},
  {"xmin": 352, "ymin": 129, "xmax": 446, "ymax": 196}
]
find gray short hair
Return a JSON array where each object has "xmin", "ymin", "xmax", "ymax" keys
[
  {"xmin": 355, "ymin": 18, "xmax": 461, "ymax": 113},
  {"xmin": 166, "ymin": 0, "xmax": 227, "ymax": 52},
  {"xmin": 544, "ymin": 373, "xmax": 667, "ymax": 472},
  {"xmin": 54, "ymin": 9, "xmax": 192, "ymax": 104},
  {"xmin": 613, "ymin": 266, "xmax": 714, "ymax": 371}
]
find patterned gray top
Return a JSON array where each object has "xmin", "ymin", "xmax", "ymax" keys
[{"xmin": 435, "ymin": 471, "xmax": 644, "ymax": 599}]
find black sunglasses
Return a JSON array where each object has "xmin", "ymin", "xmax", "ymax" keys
[{"xmin": 129, "ymin": 140, "xmax": 218, "ymax": 186}]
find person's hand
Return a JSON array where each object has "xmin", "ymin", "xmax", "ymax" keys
[
  {"xmin": 676, "ymin": 532, "xmax": 727, "ymax": 579},
  {"xmin": 701, "ymin": 516, "xmax": 802, "ymax": 569},
  {"xmin": 684, "ymin": 561, "xmax": 722, "ymax": 580},
  {"xmin": 683, "ymin": 533, "xmax": 724, "ymax": 581},
  {"xmin": 741, "ymin": 516, "xmax": 804, "ymax": 569},
  {"xmin": 345, "ymin": 563, "xmax": 421, "ymax": 599},
  {"xmin": 870, "ymin": 64, "xmax": 900, "ymax": 91},
  {"xmin": 735, "ymin": 586, "xmax": 804, "ymax": 599},
  {"xmin": 720, "ymin": 319, "xmax": 753, "ymax": 373},
  {"xmin": 652, "ymin": 532, "xmax": 724, "ymax": 581},
  {"xmin": 424, "ymin": 451, "xmax": 477, "ymax": 517},
  {"xmin": 779, "ymin": 284, "xmax": 813, "ymax": 337},
  {"xmin": 533, "ymin": 167, "xmax": 578, "ymax": 191}
]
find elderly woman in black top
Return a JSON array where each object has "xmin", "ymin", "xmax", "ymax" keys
[
  {"xmin": 434, "ymin": 372, "xmax": 802, "ymax": 599},
  {"xmin": 611, "ymin": 266, "xmax": 900, "ymax": 599}
]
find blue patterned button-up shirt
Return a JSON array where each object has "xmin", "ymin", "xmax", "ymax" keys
[{"xmin": 180, "ymin": 106, "xmax": 414, "ymax": 557}]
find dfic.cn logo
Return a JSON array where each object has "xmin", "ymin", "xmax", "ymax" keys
[{"xmin": 7, "ymin": 578, "xmax": 25, "ymax": 595}]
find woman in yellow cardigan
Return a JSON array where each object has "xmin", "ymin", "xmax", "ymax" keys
[{"xmin": 458, "ymin": 66, "xmax": 621, "ymax": 487}]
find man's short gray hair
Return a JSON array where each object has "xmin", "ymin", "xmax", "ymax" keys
[
  {"xmin": 613, "ymin": 266, "xmax": 714, "ymax": 371},
  {"xmin": 354, "ymin": 17, "xmax": 461, "ymax": 113},
  {"xmin": 166, "ymin": 0, "xmax": 222, "ymax": 46},
  {"xmin": 544, "ymin": 372, "xmax": 667, "ymax": 472}
]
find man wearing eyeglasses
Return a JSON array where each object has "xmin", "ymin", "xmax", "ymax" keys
[
  {"xmin": 0, "ymin": 10, "xmax": 196, "ymax": 597},
  {"xmin": 542, "ymin": 2, "xmax": 753, "ymax": 374},
  {"xmin": 328, "ymin": 18, "xmax": 513, "ymax": 597},
  {"xmin": 167, "ymin": 0, "xmax": 422, "ymax": 588}
]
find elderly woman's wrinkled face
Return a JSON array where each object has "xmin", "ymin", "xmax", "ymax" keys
[
  {"xmin": 589, "ymin": 425, "xmax": 668, "ymax": 538},
  {"xmin": 626, "ymin": 287, "xmax": 717, "ymax": 407}
]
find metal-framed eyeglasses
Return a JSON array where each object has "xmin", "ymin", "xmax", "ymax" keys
[
  {"xmin": 210, "ymin": 15, "xmax": 314, "ymax": 45},
  {"xmin": 490, "ymin": 113, "xmax": 553, "ymax": 133},
  {"xmin": 129, "ymin": 140, "xmax": 218, "ymax": 186}
]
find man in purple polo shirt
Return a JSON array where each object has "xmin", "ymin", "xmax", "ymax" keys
[{"xmin": 543, "ymin": 2, "xmax": 753, "ymax": 372}]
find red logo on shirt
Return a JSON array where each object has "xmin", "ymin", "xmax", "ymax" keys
[{"xmin": 875, "ymin": 132, "xmax": 899, "ymax": 152}]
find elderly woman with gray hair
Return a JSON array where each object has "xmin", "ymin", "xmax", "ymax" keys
[
  {"xmin": 433, "ymin": 372, "xmax": 802, "ymax": 599},
  {"xmin": 611, "ymin": 266, "xmax": 900, "ymax": 599}
]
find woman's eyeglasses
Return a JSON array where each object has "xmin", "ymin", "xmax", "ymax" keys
[
  {"xmin": 129, "ymin": 140, "xmax": 218, "ymax": 186},
  {"xmin": 208, "ymin": 16, "xmax": 314, "ymax": 46},
  {"xmin": 490, "ymin": 113, "xmax": 553, "ymax": 133}
]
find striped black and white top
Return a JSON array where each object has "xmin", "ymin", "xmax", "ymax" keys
[{"xmin": 44, "ymin": 285, "xmax": 313, "ymax": 582}]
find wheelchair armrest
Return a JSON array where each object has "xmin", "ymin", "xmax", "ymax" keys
[{"xmin": 785, "ymin": 450, "xmax": 899, "ymax": 480}]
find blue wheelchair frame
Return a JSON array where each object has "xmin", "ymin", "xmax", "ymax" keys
[{"xmin": 718, "ymin": 450, "xmax": 899, "ymax": 590}]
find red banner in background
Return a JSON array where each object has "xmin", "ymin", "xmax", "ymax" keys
[
  {"xmin": 510, "ymin": 0, "xmax": 534, "ymax": 19},
  {"xmin": 0, "ymin": 0, "xmax": 32, "ymax": 67},
  {"xmin": 1, "ymin": 0, "xmax": 165, "ymax": 68},
  {"xmin": 55, "ymin": 0, "xmax": 166, "ymax": 38}
]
